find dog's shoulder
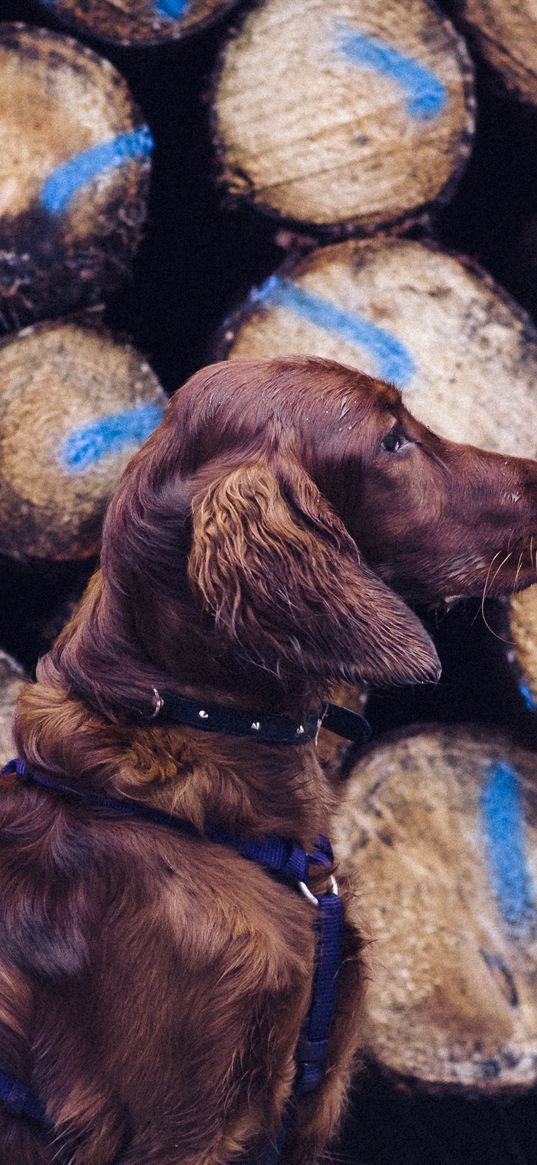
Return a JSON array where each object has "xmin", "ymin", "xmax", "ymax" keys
[{"xmin": 0, "ymin": 783, "xmax": 315, "ymax": 991}]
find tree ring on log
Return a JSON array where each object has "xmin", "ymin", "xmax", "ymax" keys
[
  {"xmin": 0, "ymin": 23, "xmax": 152, "ymax": 331},
  {"xmin": 335, "ymin": 724, "xmax": 537, "ymax": 1093},
  {"xmin": 212, "ymin": 0, "xmax": 475, "ymax": 236},
  {"xmin": 0, "ymin": 321, "xmax": 167, "ymax": 560}
]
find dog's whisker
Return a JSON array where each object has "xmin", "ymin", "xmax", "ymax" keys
[
  {"xmin": 480, "ymin": 551, "xmax": 514, "ymax": 642},
  {"xmin": 490, "ymin": 550, "xmax": 513, "ymax": 591},
  {"xmin": 514, "ymin": 551, "xmax": 524, "ymax": 592},
  {"xmin": 481, "ymin": 550, "xmax": 501, "ymax": 625}
]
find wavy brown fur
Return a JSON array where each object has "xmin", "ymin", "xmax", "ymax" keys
[{"xmin": 2, "ymin": 356, "xmax": 537, "ymax": 1163}]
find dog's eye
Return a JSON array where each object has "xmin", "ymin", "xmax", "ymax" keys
[{"xmin": 382, "ymin": 426, "xmax": 407, "ymax": 453}]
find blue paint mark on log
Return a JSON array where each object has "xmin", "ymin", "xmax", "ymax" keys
[
  {"xmin": 519, "ymin": 681, "xmax": 537, "ymax": 712},
  {"xmin": 335, "ymin": 27, "xmax": 446, "ymax": 121},
  {"xmin": 40, "ymin": 0, "xmax": 188, "ymax": 17},
  {"xmin": 481, "ymin": 762, "xmax": 535, "ymax": 937},
  {"xmin": 41, "ymin": 126, "xmax": 154, "ymax": 216},
  {"xmin": 61, "ymin": 402, "xmax": 164, "ymax": 473},
  {"xmin": 155, "ymin": 0, "xmax": 188, "ymax": 16},
  {"xmin": 254, "ymin": 276, "xmax": 414, "ymax": 388}
]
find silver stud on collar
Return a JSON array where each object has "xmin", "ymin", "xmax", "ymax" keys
[
  {"xmin": 251, "ymin": 721, "xmax": 261, "ymax": 732},
  {"xmin": 149, "ymin": 688, "xmax": 164, "ymax": 720},
  {"xmin": 198, "ymin": 709, "xmax": 209, "ymax": 720},
  {"xmin": 296, "ymin": 724, "xmax": 305, "ymax": 736}
]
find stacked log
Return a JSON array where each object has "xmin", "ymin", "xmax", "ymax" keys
[
  {"xmin": 0, "ymin": 321, "xmax": 167, "ymax": 559},
  {"xmin": 504, "ymin": 588, "xmax": 537, "ymax": 715},
  {"xmin": 335, "ymin": 725, "xmax": 537, "ymax": 1092},
  {"xmin": 35, "ymin": 0, "xmax": 241, "ymax": 48},
  {"xmin": 0, "ymin": 650, "xmax": 25, "ymax": 766},
  {"xmin": 216, "ymin": 238, "xmax": 537, "ymax": 457},
  {"xmin": 212, "ymin": 0, "xmax": 475, "ymax": 236},
  {"xmin": 0, "ymin": 23, "xmax": 152, "ymax": 331},
  {"xmin": 451, "ymin": 2, "xmax": 537, "ymax": 106}
]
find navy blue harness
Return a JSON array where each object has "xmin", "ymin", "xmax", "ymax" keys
[{"xmin": 0, "ymin": 696, "xmax": 369, "ymax": 1161}]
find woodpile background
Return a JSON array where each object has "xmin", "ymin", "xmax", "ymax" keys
[
  {"xmin": 2, "ymin": 0, "xmax": 537, "ymax": 1161},
  {"xmin": 0, "ymin": 23, "xmax": 153, "ymax": 330}
]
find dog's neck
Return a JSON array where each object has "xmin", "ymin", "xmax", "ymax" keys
[{"xmin": 13, "ymin": 679, "xmax": 337, "ymax": 849}]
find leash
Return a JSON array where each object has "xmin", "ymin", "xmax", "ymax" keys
[{"xmin": 0, "ymin": 759, "xmax": 346, "ymax": 1162}]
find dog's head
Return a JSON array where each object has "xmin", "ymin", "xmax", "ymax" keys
[{"xmin": 47, "ymin": 357, "xmax": 537, "ymax": 717}]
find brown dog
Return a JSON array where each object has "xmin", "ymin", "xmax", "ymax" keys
[{"xmin": 2, "ymin": 356, "xmax": 537, "ymax": 1164}]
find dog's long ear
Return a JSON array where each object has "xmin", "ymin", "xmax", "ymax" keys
[{"xmin": 188, "ymin": 451, "xmax": 440, "ymax": 687}]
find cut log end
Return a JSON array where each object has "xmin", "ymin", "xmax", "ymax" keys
[
  {"xmin": 335, "ymin": 725, "xmax": 537, "ymax": 1094},
  {"xmin": 36, "ymin": 0, "xmax": 240, "ymax": 47},
  {"xmin": 0, "ymin": 23, "xmax": 152, "ymax": 330},
  {"xmin": 213, "ymin": 0, "xmax": 475, "ymax": 235},
  {"xmin": 0, "ymin": 321, "xmax": 167, "ymax": 561}
]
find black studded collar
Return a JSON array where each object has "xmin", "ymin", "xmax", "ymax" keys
[{"xmin": 149, "ymin": 689, "xmax": 371, "ymax": 747}]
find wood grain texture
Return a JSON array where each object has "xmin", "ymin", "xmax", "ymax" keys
[
  {"xmin": 216, "ymin": 238, "xmax": 537, "ymax": 457},
  {"xmin": 0, "ymin": 321, "xmax": 167, "ymax": 560},
  {"xmin": 0, "ymin": 23, "xmax": 152, "ymax": 331},
  {"xmin": 335, "ymin": 725, "xmax": 537, "ymax": 1092},
  {"xmin": 213, "ymin": 0, "xmax": 475, "ymax": 234}
]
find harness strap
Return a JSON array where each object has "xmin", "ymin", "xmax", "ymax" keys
[
  {"xmin": 297, "ymin": 892, "xmax": 343, "ymax": 1093},
  {"xmin": 244, "ymin": 1103, "xmax": 295, "ymax": 1165},
  {"xmin": 241, "ymin": 890, "xmax": 344, "ymax": 1165},
  {"xmin": 0, "ymin": 1069, "xmax": 45, "ymax": 1123},
  {"xmin": 0, "ymin": 760, "xmax": 345, "ymax": 1162},
  {"xmin": 251, "ymin": 893, "xmax": 344, "ymax": 1164},
  {"xmin": 4, "ymin": 760, "xmax": 322, "ymax": 885}
]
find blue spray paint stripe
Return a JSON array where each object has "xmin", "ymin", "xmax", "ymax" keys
[
  {"xmin": 480, "ymin": 762, "xmax": 536, "ymax": 937},
  {"xmin": 519, "ymin": 681, "xmax": 537, "ymax": 713},
  {"xmin": 61, "ymin": 402, "xmax": 164, "ymax": 474},
  {"xmin": 254, "ymin": 276, "xmax": 414, "ymax": 387},
  {"xmin": 335, "ymin": 26, "xmax": 446, "ymax": 121},
  {"xmin": 41, "ymin": 0, "xmax": 187, "ymax": 16},
  {"xmin": 41, "ymin": 126, "xmax": 154, "ymax": 216},
  {"xmin": 155, "ymin": 0, "xmax": 188, "ymax": 16}
]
